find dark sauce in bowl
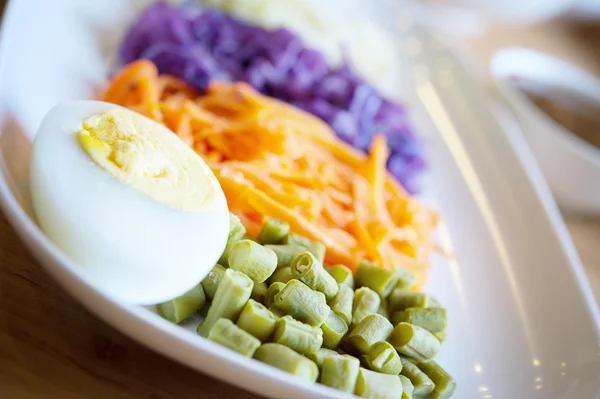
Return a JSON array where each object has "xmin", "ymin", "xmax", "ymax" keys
[{"xmin": 512, "ymin": 77, "xmax": 600, "ymax": 149}]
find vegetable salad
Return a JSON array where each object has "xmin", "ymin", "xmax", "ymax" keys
[{"xmin": 156, "ymin": 215, "xmax": 455, "ymax": 398}]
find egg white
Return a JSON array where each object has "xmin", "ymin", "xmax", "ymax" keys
[{"xmin": 30, "ymin": 101, "xmax": 229, "ymax": 305}]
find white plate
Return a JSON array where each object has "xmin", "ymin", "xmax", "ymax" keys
[{"xmin": 1, "ymin": 1, "xmax": 599, "ymax": 398}]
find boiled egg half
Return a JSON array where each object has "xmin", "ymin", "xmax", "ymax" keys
[{"xmin": 30, "ymin": 101, "xmax": 229, "ymax": 304}]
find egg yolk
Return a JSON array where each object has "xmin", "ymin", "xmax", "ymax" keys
[{"xmin": 76, "ymin": 108, "xmax": 216, "ymax": 211}]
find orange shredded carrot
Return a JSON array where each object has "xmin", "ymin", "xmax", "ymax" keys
[{"xmin": 102, "ymin": 60, "xmax": 439, "ymax": 284}]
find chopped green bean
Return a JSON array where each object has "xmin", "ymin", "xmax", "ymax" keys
[
  {"xmin": 273, "ymin": 279, "xmax": 331, "ymax": 326},
  {"xmin": 251, "ymin": 281, "xmax": 268, "ymax": 303},
  {"xmin": 284, "ymin": 233, "xmax": 326, "ymax": 263},
  {"xmin": 156, "ymin": 282, "xmax": 206, "ymax": 324},
  {"xmin": 265, "ymin": 282, "xmax": 285, "ymax": 307},
  {"xmin": 417, "ymin": 361, "xmax": 456, "ymax": 399},
  {"xmin": 394, "ymin": 265, "xmax": 416, "ymax": 291},
  {"xmin": 355, "ymin": 261, "xmax": 399, "ymax": 298},
  {"xmin": 388, "ymin": 291, "xmax": 436, "ymax": 313},
  {"xmin": 354, "ymin": 367, "xmax": 404, "ymax": 399},
  {"xmin": 328, "ymin": 284, "xmax": 354, "ymax": 325},
  {"xmin": 320, "ymin": 354, "xmax": 360, "ymax": 393},
  {"xmin": 352, "ymin": 287, "xmax": 381, "ymax": 326},
  {"xmin": 272, "ymin": 315, "xmax": 323, "ymax": 355},
  {"xmin": 197, "ymin": 269, "xmax": 253, "ymax": 337},
  {"xmin": 291, "ymin": 252, "xmax": 338, "ymax": 300},
  {"xmin": 306, "ymin": 348, "xmax": 339, "ymax": 368},
  {"xmin": 364, "ymin": 341, "xmax": 402, "ymax": 375},
  {"xmin": 201, "ymin": 264, "xmax": 226, "ymax": 301},
  {"xmin": 399, "ymin": 375, "xmax": 415, "ymax": 399},
  {"xmin": 346, "ymin": 313, "xmax": 394, "ymax": 354},
  {"xmin": 388, "ymin": 323, "xmax": 440, "ymax": 362},
  {"xmin": 237, "ymin": 299, "xmax": 277, "ymax": 342},
  {"xmin": 217, "ymin": 214, "xmax": 246, "ymax": 266},
  {"xmin": 434, "ymin": 331, "xmax": 447, "ymax": 343},
  {"xmin": 377, "ymin": 298, "xmax": 389, "ymax": 319},
  {"xmin": 218, "ymin": 242, "xmax": 234, "ymax": 267},
  {"xmin": 265, "ymin": 244, "xmax": 308, "ymax": 269},
  {"xmin": 254, "ymin": 343, "xmax": 319, "ymax": 382},
  {"xmin": 258, "ymin": 218, "xmax": 290, "ymax": 245},
  {"xmin": 228, "ymin": 240, "xmax": 278, "ymax": 283},
  {"xmin": 328, "ymin": 264, "xmax": 354, "ymax": 288},
  {"xmin": 207, "ymin": 318, "xmax": 261, "ymax": 357},
  {"xmin": 320, "ymin": 312, "xmax": 348, "ymax": 350},
  {"xmin": 400, "ymin": 357, "xmax": 435, "ymax": 397},
  {"xmin": 227, "ymin": 213, "xmax": 246, "ymax": 242},
  {"xmin": 390, "ymin": 307, "xmax": 447, "ymax": 333},
  {"xmin": 267, "ymin": 267, "xmax": 294, "ymax": 285}
]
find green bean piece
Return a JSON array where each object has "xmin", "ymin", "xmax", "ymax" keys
[
  {"xmin": 328, "ymin": 284, "xmax": 354, "ymax": 325},
  {"xmin": 291, "ymin": 252, "xmax": 339, "ymax": 300},
  {"xmin": 228, "ymin": 213, "xmax": 247, "ymax": 242},
  {"xmin": 197, "ymin": 269, "xmax": 254, "ymax": 337},
  {"xmin": 352, "ymin": 287, "xmax": 381, "ymax": 327},
  {"xmin": 354, "ymin": 367, "xmax": 404, "ymax": 399},
  {"xmin": 399, "ymin": 375, "xmax": 415, "ymax": 399},
  {"xmin": 434, "ymin": 331, "xmax": 447, "ymax": 343},
  {"xmin": 388, "ymin": 291, "xmax": 436, "ymax": 313},
  {"xmin": 306, "ymin": 348, "xmax": 339, "ymax": 368},
  {"xmin": 265, "ymin": 244, "xmax": 308, "ymax": 269},
  {"xmin": 364, "ymin": 341, "xmax": 402, "ymax": 375},
  {"xmin": 328, "ymin": 264, "xmax": 354, "ymax": 288},
  {"xmin": 355, "ymin": 261, "xmax": 399, "ymax": 298},
  {"xmin": 236, "ymin": 299, "xmax": 277, "ymax": 342},
  {"xmin": 201, "ymin": 264, "xmax": 227, "ymax": 301},
  {"xmin": 218, "ymin": 242, "xmax": 234, "ymax": 267},
  {"xmin": 429, "ymin": 296, "xmax": 442, "ymax": 308},
  {"xmin": 265, "ymin": 282, "xmax": 285, "ymax": 308},
  {"xmin": 418, "ymin": 361, "xmax": 456, "ymax": 399},
  {"xmin": 207, "ymin": 318, "xmax": 261, "ymax": 357},
  {"xmin": 284, "ymin": 233, "xmax": 326, "ymax": 263},
  {"xmin": 258, "ymin": 217, "xmax": 290, "ymax": 245},
  {"xmin": 267, "ymin": 267, "xmax": 294, "ymax": 285},
  {"xmin": 320, "ymin": 354, "xmax": 360, "ymax": 393},
  {"xmin": 228, "ymin": 240, "xmax": 278, "ymax": 283},
  {"xmin": 400, "ymin": 357, "xmax": 434, "ymax": 397},
  {"xmin": 272, "ymin": 316, "xmax": 323, "ymax": 355},
  {"xmin": 320, "ymin": 312, "xmax": 348, "ymax": 350},
  {"xmin": 251, "ymin": 281, "xmax": 268, "ymax": 303},
  {"xmin": 388, "ymin": 323, "xmax": 440, "ymax": 362},
  {"xmin": 390, "ymin": 307, "xmax": 447, "ymax": 333},
  {"xmin": 254, "ymin": 343, "xmax": 319, "ymax": 382},
  {"xmin": 268, "ymin": 306, "xmax": 286, "ymax": 319},
  {"xmin": 346, "ymin": 313, "xmax": 394, "ymax": 354},
  {"xmin": 156, "ymin": 282, "xmax": 206, "ymax": 324},
  {"xmin": 377, "ymin": 299, "xmax": 389, "ymax": 319},
  {"xmin": 394, "ymin": 265, "xmax": 416, "ymax": 291},
  {"xmin": 217, "ymin": 214, "xmax": 246, "ymax": 266},
  {"xmin": 273, "ymin": 279, "xmax": 331, "ymax": 326}
]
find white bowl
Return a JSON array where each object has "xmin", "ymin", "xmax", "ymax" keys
[
  {"xmin": 491, "ymin": 48, "xmax": 600, "ymax": 215},
  {"xmin": 0, "ymin": 2, "xmax": 599, "ymax": 398}
]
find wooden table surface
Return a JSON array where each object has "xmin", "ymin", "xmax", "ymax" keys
[{"xmin": 2, "ymin": 16, "xmax": 600, "ymax": 399}]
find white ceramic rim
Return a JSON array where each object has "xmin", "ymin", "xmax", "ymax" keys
[{"xmin": 490, "ymin": 47, "xmax": 600, "ymax": 168}]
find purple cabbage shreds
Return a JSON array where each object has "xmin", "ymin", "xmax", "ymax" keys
[{"xmin": 119, "ymin": 1, "xmax": 426, "ymax": 192}]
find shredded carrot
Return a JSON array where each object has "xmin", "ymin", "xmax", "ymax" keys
[{"xmin": 102, "ymin": 60, "xmax": 439, "ymax": 286}]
